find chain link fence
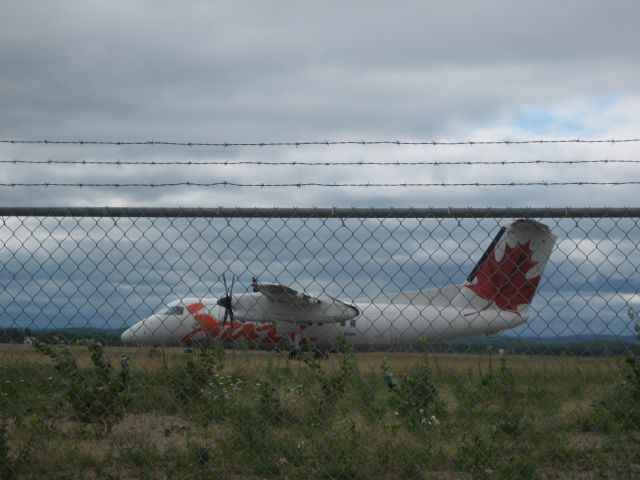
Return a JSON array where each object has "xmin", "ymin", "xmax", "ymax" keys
[{"xmin": 1, "ymin": 207, "xmax": 639, "ymax": 478}]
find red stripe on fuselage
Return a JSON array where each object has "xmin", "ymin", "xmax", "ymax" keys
[
  {"xmin": 183, "ymin": 309, "xmax": 287, "ymax": 346},
  {"xmin": 186, "ymin": 303, "xmax": 205, "ymax": 314},
  {"xmin": 195, "ymin": 313, "xmax": 219, "ymax": 336}
]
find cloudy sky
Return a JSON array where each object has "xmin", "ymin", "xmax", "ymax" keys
[
  {"xmin": 2, "ymin": 215, "xmax": 639, "ymax": 339},
  {"xmin": 1, "ymin": 1, "xmax": 639, "ymax": 339},
  {"xmin": 1, "ymin": 0, "xmax": 639, "ymax": 207}
]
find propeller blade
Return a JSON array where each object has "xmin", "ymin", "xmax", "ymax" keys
[
  {"xmin": 229, "ymin": 275, "xmax": 235, "ymax": 322},
  {"xmin": 219, "ymin": 273, "xmax": 235, "ymax": 326}
]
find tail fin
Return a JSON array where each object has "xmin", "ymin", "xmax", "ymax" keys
[{"xmin": 454, "ymin": 219, "xmax": 556, "ymax": 314}]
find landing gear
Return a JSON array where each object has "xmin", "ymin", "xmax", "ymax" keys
[
  {"xmin": 313, "ymin": 349, "xmax": 328, "ymax": 359},
  {"xmin": 286, "ymin": 348, "xmax": 327, "ymax": 360},
  {"xmin": 282, "ymin": 325, "xmax": 306, "ymax": 360},
  {"xmin": 288, "ymin": 349, "xmax": 302, "ymax": 360}
]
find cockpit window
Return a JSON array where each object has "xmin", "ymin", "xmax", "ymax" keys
[{"xmin": 163, "ymin": 306, "xmax": 184, "ymax": 315}]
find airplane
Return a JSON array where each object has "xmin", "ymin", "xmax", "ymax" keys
[{"xmin": 121, "ymin": 219, "xmax": 556, "ymax": 354}]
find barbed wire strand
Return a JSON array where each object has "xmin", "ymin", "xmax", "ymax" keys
[
  {"xmin": 1, "ymin": 137, "xmax": 639, "ymax": 147},
  {"xmin": 2, "ymin": 158, "xmax": 640, "ymax": 167},
  {"xmin": 0, "ymin": 181, "xmax": 637, "ymax": 188}
]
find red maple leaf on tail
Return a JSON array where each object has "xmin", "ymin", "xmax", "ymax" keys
[{"xmin": 467, "ymin": 240, "xmax": 540, "ymax": 312}]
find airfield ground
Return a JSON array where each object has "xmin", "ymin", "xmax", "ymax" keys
[{"xmin": 1, "ymin": 344, "xmax": 639, "ymax": 479}]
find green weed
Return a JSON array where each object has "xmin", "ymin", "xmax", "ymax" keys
[
  {"xmin": 118, "ymin": 438, "xmax": 160, "ymax": 469},
  {"xmin": 592, "ymin": 353, "xmax": 640, "ymax": 431},
  {"xmin": 0, "ymin": 416, "xmax": 13, "ymax": 480},
  {"xmin": 590, "ymin": 307, "xmax": 640, "ymax": 431},
  {"xmin": 478, "ymin": 351, "xmax": 516, "ymax": 401},
  {"xmin": 382, "ymin": 355, "xmax": 444, "ymax": 429},
  {"xmin": 257, "ymin": 380, "xmax": 283, "ymax": 424},
  {"xmin": 302, "ymin": 337, "xmax": 357, "ymax": 410},
  {"xmin": 170, "ymin": 340, "xmax": 225, "ymax": 404},
  {"xmin": 34, "ymin": 339, "xmax": 130, "ymax": 432},
  {"xmin": 457, "ymin": 432, "xmax": 539, "ymax": 480},
  {"xmin": 1, "ymin": 345, "xmax": 637, "ymax": 478}
]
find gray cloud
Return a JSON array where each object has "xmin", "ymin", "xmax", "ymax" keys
[
  {"xmin": 1, "ymin": 1, "xmax": 639, "ymax": 338},
  {"xmin": 1, "ymin": 1, "xmax": 638, "ymax": 211},
  {"xmin": 0, "ymin": 215, "xmax": 637, "ymax": 339}
]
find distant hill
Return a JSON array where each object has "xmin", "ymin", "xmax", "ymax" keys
[
  {"xmin": 0, "ymin": 326, "xmax": 124, "ymax": 346},
  {"xmin": 1, "ymin": 327, "xmax": 638, "ymax": 355},
  {"xmin": 430, "ymin": 334, "xmax": 640, "ymax": 356}
]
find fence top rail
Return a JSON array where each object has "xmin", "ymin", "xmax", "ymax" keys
[{"xmin": 0, "ymin": 207, "xmax": 639, "ymax": 219}]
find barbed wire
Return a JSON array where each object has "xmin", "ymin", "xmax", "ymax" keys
[
  {"xmin": 2, "ymin": 158, "xmax": 639, "ymax": 167},
  {"xmin": 1, "ymin": 137, "xmax": 639, "ymax": 148},
  {"xmin": 0, "ymin": 181, "xmax": 637, "ymax": 188},
  {"xmin": 2, "ymin": 206, "xmax": 639, "ymax": 218}
]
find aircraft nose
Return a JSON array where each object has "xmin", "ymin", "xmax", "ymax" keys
[
  {"xmin": 121, "ymin": 317, "xmax": 157, "ymax": 345},
  {"xmin": 121, "ymin": 327, "xmax": 133, "ymax": 344},
  {"xmin": 121, "ymin": 320, "xmax": 147, "ymax": 345}
]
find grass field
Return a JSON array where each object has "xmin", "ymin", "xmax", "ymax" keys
[{"xmin": 1, "ymin": 343, "xmax": 639, "ymax": 479}]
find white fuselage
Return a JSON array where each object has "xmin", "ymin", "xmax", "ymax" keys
[
  {"xmin": 120, "ymin": 294, "xmax": 526, "ymax": 351},
  {"xmin": 121, "ymin": 219, "xmax": 556, "ymax": 351}
]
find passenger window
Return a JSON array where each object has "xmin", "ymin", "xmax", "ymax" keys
[{"xmin": 163, "ymin": 306, "xmax": 184, "ymax": 315}]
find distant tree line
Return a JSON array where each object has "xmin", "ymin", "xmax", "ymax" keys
[
  {"xmin": 0, "ymin": 327, "xmax": 33, "ymax": 344},
  {"xmin": 1, "ymin": 327, "xmax": 638, "ymax": 356},
  {"xmin": 0, "ymin": 327, "xmax": 123, "ymax": 346},
  {"xmin": 428, "ymin": 339, "xmax": 640, "ymax": 357}
]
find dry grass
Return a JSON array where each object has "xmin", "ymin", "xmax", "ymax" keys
[
  {"xmin": 2, "ymin": 343, "xmax": 637, "ymax": 479},
  {"xmin": 556, "ymin": 400, "xmax": 593, "ymax": 426},
  {"xmin": 0, "ymin": 343, "xmax": 620, "ymax": 373}
]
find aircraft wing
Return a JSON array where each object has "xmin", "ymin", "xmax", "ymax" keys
[
  {"xmin": 253, "ymin": 282, "xmax": 317, "ymax": 303},
  {"xmin": 250, "ymin": 282, "xmax": 359, "ymax": 325}
]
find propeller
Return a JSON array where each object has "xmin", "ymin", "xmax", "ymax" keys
[{"xmin": 217, "ymin": 273, "xmax": 235, "ymax": 326}]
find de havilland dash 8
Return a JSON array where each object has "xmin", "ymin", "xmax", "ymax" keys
[{"xmin": 121, "ymin": 219, "xmax": 556, "ymax": 353}]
